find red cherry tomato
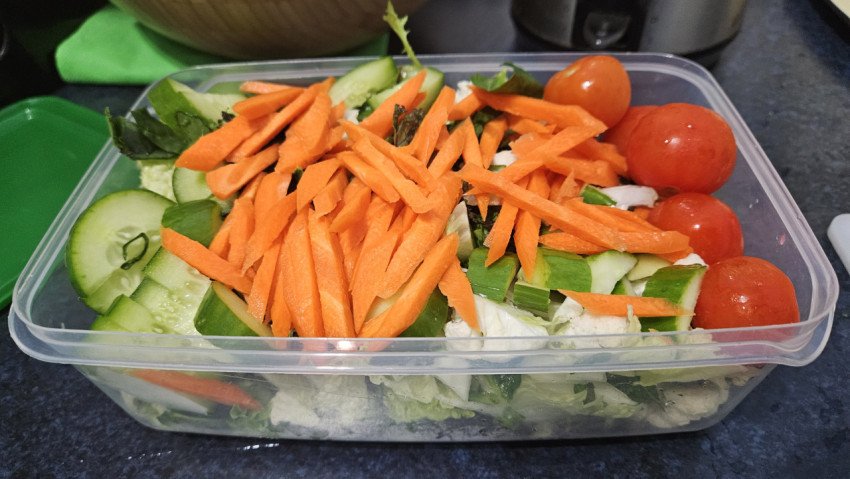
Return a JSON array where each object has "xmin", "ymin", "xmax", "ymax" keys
[
  {"xmin": 648, "ymin": 193, "xmax": 743, "ymax": 265},
  {"xmin": 626, "ymin": 103, "xmax": 737, "ymax": 194},
  {"xmin": 543, "ymin": 55, "xmax": 631, "ymax": 128},
  {"xmin": 603, "ymin": 105, "xmax": 658, "ymax": 155},
  {"xmin": 694, "ymin": 256, "xmax": 799, "ymax": 329}
]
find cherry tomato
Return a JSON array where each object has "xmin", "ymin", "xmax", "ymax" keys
[
  {"xmin": 603, "ymin": 105, "xmax": 658, "ymax": 155},
  {"xmin": 626, "ymin": 103, "xmax": 737, "ymax": 194},
  {"xmin": 648, "ymin": 193, "xmax": 743, "ymax": 265},
  {"xmin": 693, "ymin": 256, "xmax": 799, "ymax": 329},
  {"xmin": 543, "ymin": 55, "xmax": 631, "ymax": 128}
]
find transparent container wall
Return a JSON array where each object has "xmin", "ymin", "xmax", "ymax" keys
[{"xmin": 77, "ymin": 363, "xmax": 774, "ymax": 441}]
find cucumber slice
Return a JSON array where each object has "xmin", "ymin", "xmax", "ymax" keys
[
  {"xmin": 466, "ymin": 248, "xmax": 519, "ymax": 302},
  {"xmin": 161, "ymin": 200, "xmax": 222, "ymax": 247},
  {"xmin": 67, "ymin": 189, "xmax": 173, "ymax": 307},
  {"xmin": 172, "ymin": 167, "xmax": 211, "ymax": 203},
  {"xmin": 91, "ymin": 295, "xmax": 160, "ymax": 332},
  {"xmin": 512, "ymin": 281, "xmax": 550, "ymax": 315},
  {"xmin": 194, "ymin": 282, "xmax": 272, "ymax": 337},
  {"xmin": 367, "ymin": 67, "xmax": 445, "ymax": 110},
  {"xmin": 399, "ymin": 290, "xmax": 449, "ymax": 337},
  {"xmin": 586, "ymin": 250, "xmax": 637, "ymax": 294},
  {"xmin": 611, "ymin": 278, "xmax": 636, "ymax": 296},
  {"xmin": 148, "ymin": 78, "xmax": 244, "ymax": 131},
  {"xmin": 329, "ymin": 56, "xmax": 399, "ymax": 108},
  {"xmin": 580, "ymin": 185, "xmax": 616, "ymax": 206},
  {"xmin": 627, "ymin": 254, "xmax": 673, "ymax": 281},
  {"xmin": 525, "ymin": 248, "xmax": 592, "ymax": 292},
  {"xmin": 445, "ymin": 202, "xmax": 474, "ymax": 262},
  {"xmin": 142, "ymin": 248, "xmax": 210, "ymax": 293},
  {"xmin": 130, "ymin": 278, "xmax": 203, "ymax": 336},
  {"xmin": 640, "ymin": 265, "xmax": 706, "ymax": 332}
]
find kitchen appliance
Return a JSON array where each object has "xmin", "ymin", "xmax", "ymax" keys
[{"xmin": 512, "ymin": 0, "xmax": 746, "ymax": 63}]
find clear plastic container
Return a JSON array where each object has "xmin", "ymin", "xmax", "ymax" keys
[{"xmin": 9, "ymin": 53, "xmax": 839, "ymax": 441}]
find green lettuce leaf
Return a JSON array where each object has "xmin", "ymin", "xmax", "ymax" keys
[{"xmin": 470, "ymin": 63, "xmax": 544, "ymax": 98}]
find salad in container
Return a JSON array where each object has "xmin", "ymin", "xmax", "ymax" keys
[{"xmin": 9, "ymin": 5, "xmax": 838, "ymax": 441}]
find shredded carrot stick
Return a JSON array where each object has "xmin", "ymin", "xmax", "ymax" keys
[
  {"xmin": 513, "ymin": 170, "xmax": 549, "ymax": 277},
  {"xmin": 359, "ymin": 70, "xmax": 426, "ymax": 138},
  {"xmin": 276, "ymin": 88, "xmax": 334, "ymax": 173},
  {"xmin": 205, "ymin": 145, "xmax": 279, "ymax": 199},
  {"xmin": 175, "ymin": 115, "xmax": 265, "ymax": 171},
  {"xmin": 427, "ymin": 125, "xmax": 465, "ymax": 177},
  {"xmin": 270, "ymin": 242, "xmax": 293, "ymax": 336},
  {"xmin": 132, "ymin": 370, "xmax": 261, "ymax": 411},
  {"xmin": 351, "ymin": 197, "xmax": 397, "ymax": 283},
  {"xmin": 338, "ymin": 151, "xmax": 400, "ymax": 203},
  {"xmin": 308, "ymin": 210, "xmax": 355, "ymax": 337},
  {"xmin": 208, "ymin": 213, "xmax": 234, "ymax": 258},
  {"xmin": 246, "ymin": 238, "xmax": 282, "ymax": 321},
  {"xmin": 233, "ymin": 87, "xmax": 303, "ymax": 119},
  {"xmin": 563, "ymin": 198, "xmax": 656, "ymax": 233},
  {"xmin": 472, "ymin": 87, "xmax": 608, "ymax": 132},
  {"xmin": 225, "ymin": 198, "xmax": 255, "ymax": 269},
  {"xmin": 544, "ymin": 156, "xmax": 620, "ymax": 187},
  {"xmin": 507, "ymin": 115, "xmax": 555, "ymax": 135},
  {"xmin": 351, "ymin": 210, "xmax": 405, "ymax": 331},
  {"xmin": 434, "ymin": 126, "xmax": 450, "ymax": 151},
  {"xmin": 241, "ymin": 193, "xmax": 296, "ymax": 273},
  {"xmin": 312, "ymin": 169, "xmax": 348, "ymax": 216},
  {"xmin": 240, "ymin": 80, "xmax": 297, "ymax": 95},
  {"xmin": 160, "ymin": 228, "xmax": 252, "ymax": 294},
  {"xmin": 571, "ymin": 138, "xmax": 628, "ymax": 176},
  {"xmin": 240, "ymin": 172, "xmax": 266, "ymax": 201},
  {"xmin": 404, "ymin": 86, "xmax": 455, "ymax": 163},
  {"xmin": 460, "ymin": 119, "xmax": 483, "ymax": 169},
  {"xmin": 279, "ymin": 210, "xmax": 324, "ymax": 337},
  {"xmin": 377, "ymin": 174, "xmax": 462, "ymax": 298},
  {"xmin": 359, "ymin": 234, "xmax": 458, "ymax": 338},
  {"xmin": 479, "ymin": 116, "xmax": 508, "ymax": 169},
  {"xmin": 352, "ymin": 138, "xmax": 432, "ymax": 213},
  {"xmin": 295, "ymin": 158, "xmax": 342, "ymax": 210},
  {"xmin": 438, "ymin": 257, "xmax": 478, "ymax": 330},
  {"xmin": 538, "ymin": 232, "xmax": 608, "ymax": 255},
  {"xmin": 552, "ymin": 171, "xmax": 580, "ymax": 205},
  {"xmin": 329, "ymin": 181, "xmax": 371, "ymax": 233},
  {"xmin": 560, "ymin": 290, "xmax": 691, "ymax": 317},
  {"xmin": 484, "ymin": 194, "xmax": 520, "ymax": 266},
  {"xmin": 253, "ymin": 171, "xmax": 292, "ymax": 221},
  {"xmin": 448, "ymin": 93, "xmax": 484, "ymax": 121}
]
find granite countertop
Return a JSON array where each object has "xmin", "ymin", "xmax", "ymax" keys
[{"xmin": 3, "ymin": 0, "xmax": 849, "ymax": 477}]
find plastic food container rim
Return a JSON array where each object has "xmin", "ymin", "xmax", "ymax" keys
[{"xmin": 9, "ymin": 52, "xmax": 839, "ymax": 372}]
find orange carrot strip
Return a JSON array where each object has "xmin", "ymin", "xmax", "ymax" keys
[
  {"xmin": 253, "ymin": 171, "xmax": 292, "ymax": 221},
  {"xmin": 560, "ymin": 290, "xmax": 690, "ymax": 317},
  {"xmin": 427, "ymin": 125, "xmax": 466, "ymax": 177},
  {"xmin": 240, "ymin": 171, "xmax": 266, "ymax": 201},
  {"xmin": 340, "ymin": 120, "xmax": 437, "ymax": 191},
  {"xmin": 359, "ymin": 234, "xmax": 458, "ymax": 338},
  {"xmin": 434, "ymin": 126, "xmax": 450, "ymax": 151},
  {"xmin": 507, "ymin": 115, "xmax": 555, "ymax": 135},
  {"xmin": 205, "ymin": 145, "xmax": 279, "ymax": 199},
  {"xmin": 226, "ymin": 198, "xmax": 255, "ymax": 269},
  {"xmin": 229, "ymin": 83, "xmax": 320, "ymax": 160},
  {"xmin": 313, "ymin": 169, "xmax": 348, "ymax": 216},
  {"xmin": 233, "ymin": 87, "xmax": 303, "ymax": 119},
  {"xmin": 175, "ymin": 115, "xmax": 264, "ymax": 171},
  {"xmin": 460, "ymin": 164, "xmax": 624, "ymax": 250},
  {"xmin": 563, "ymin": 198, "xmax": 656, "ymax": 233},
  {"xmin": 329, "ymin": 181, "xmax": 371, "ymax": 233},
  {"xmin": 634, "ymin": 206, "xmax": 652, "ymax": 220},
  {"xmin": 460, "ymin": 119, "xmax": 483, "ymax": 168},
  {"xmin": 308, "ymin": 210, "xmax": 356, "ymax": 337},
  {"xmin": 240, "ymin": 80, "xmax": 296, "ymax": 95},
  {"xmin": 276, "ymin": 88, "xmax": 333, "ymax": 173},
  {"xmin": 209, "ymin": 213, "xmax": 234, "ymax": 258},
  {"xmin": 270, "ymin": 241, "xmax": 293, "ymax": 336},
  {"xmin": 553, "ymin": 171, "xmax": 580, "ymax": 205},
  {"xmin": 399, "ymin": 207, "xmax": 417, "ymax": 233},
  {"xmin": 618, "ymin": 231, "xmax": 692, "ymax": 254},
  {"xmin": 295, "ymin": 158, "xmax": 342, "ymax": 210},
  {"xmin": 484, "ymin": 195, "xmax": 520, "ymax": 266},
  {"xmin": 378, "ymin": 174, "xmax": 463, "ymax": 298},
  {"xmin": 247, "ymin": 239, "xmax": 283, "ymax": 321},
  {"xmin": 359, "ymin": 70, "xmax": 426, "ymax": 138},
  {"xmin": 351, "ymin": 214, "xmax": 405, "ymax": 331},
  {"xmin": 570, "ymin": 199, "xmax": 661, "ymax": 232},
  {"xmin": 479, "ymin": 116, "xmax": 508, "ymax": 169},
  {"xmin": 324, "ymin": 125, "xmax": 346, "ymax": 153},
  {"xmin": 437, "ymin": 257, "xmax": 478, "ymax": 330},
  {"xmin": 513, "ymin": 170, "xmax": 550, "ymax": 277},
  {"xmin": 539, "ymin": 232, "xmax": 608, "ymax": 255},
  {"xmin": 132, "ymin": 370, "xmax": 261, "ymax": 411},
  {"xmin": 658, "ymin": 248, "xmax": 694, "ymax": 263},
  {"xmin": 571, "ymin": 138, "xmax": 628, "ymax": 176},
  {"xmin": 242, "ymin": 193, "xmax": 296, "ymax": 273},
  {"xmin": 279, "ymin": 210, "xmax": 324, "ymax": 337},
  {"xmin": 472, "ymin": 87, "xmax": 608, "ymax": 132},
  {"xmin": 339, "ymin": 220, "xmax": 367, "ymax": 286},
  {"xmin": 160, "ymin": 228, "xmax": 252, "ymax": 293},
  {"xmin": 352, "ymin": 138, "xmax": 432, "ymax": 214},
  {"xmin": 339, "ymin": 151, "xmax": 400, "ymax": 203},
  {"xmin": 545, "ymin": 156, "xmax": 620, "ymax": 187},
  {"xmin": 448, "ymin": 93, "xmax": 484, "ymax": 121},
  {"xmin": 351, "ymin": 197, "xmax": 397, "ymax": 284},
  {"xmin": 405, "ymin": 86, "xmax": 455, "ymax": 163}
]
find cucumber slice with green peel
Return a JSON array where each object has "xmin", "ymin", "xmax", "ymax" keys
[
  {"xmin": 67, "ymin": 189, "xmax": 173, "ymax": 306},
  {"xmin": 161, "ymin": 200, "xmax": 222, "ymax": 247},
  {"xmin": 148, "ymin": 78, "xmax": 244, "ymax": 131},
  {"xmin": 586, "ymin": 250, "xmax": 637, "ymax": 294},
  {"xmin": 83, "ymin": 269, "xmax": 149, "ymax": 314},
  {"xmin": 640, "ymin": 265, "xmax": 706, "ymax": 332},
  {"xmin": 329, "ymin": 56, "xmax": 399, "ymax": 108},
  {"xmin": 172, "ymin": 167, "xmax": 211, "ymax": 203},
  {"xmin": 142, "ymin": 248, "xmax": 211, "ymax": 294},
  {"xmin": 627, "ymin": 254, "xmax": 673, "ymax": 281},
  {"xmin": 611, "ymin": 278, "xmax": 637, "ymax": 296},
  {"xmin": 367, "ymin": 67, "xmax": 445, "ymax": 111},
  {"xmin": 399, "ymin": 290, "xmax": 449, "ymax": 337},
  {"xmin": 445, "ymin": 202, "xmax": 474, "ymax": 262},
  {"xmin": 130, "ymin": 278, "xmax": 204, "ymax": 336},
  {"xmin": 91, "ymin": 295, "xmax": 162, "ymax": 333},
  {"xmin": 512, "ymin": 281, "xmax": 550, "ymax": 315},
  {"xmin": 523, "ymin": 248, "xmax": 592, "ymax": 292},
  {"xmin": 466, "ymin": 248, "xmax": 519, "ymax": 302},
  {"xmin": 580, "ymin": 185, "xmax": 616, "ymax": 206},
  {"xmin": 194, "ymin": 282, "xmax": 272, "ymax": 337}
]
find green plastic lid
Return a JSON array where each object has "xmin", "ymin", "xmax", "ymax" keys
[{"xmin": 0, "ymin": 96, "xmax": 108, "ymax": 308}]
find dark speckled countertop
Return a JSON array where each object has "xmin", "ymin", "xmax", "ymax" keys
[{"xmin": 3, "ymin": 0, "xmax": 849, "ymax": 477}]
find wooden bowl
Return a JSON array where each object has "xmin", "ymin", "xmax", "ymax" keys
[{"xmin": 109, "ymin": 0, "xmax": 427, "ymax": 59}]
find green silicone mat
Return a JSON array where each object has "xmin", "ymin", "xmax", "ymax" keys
[{"xmin": 0, "ymin": 97, "xmax": 108, "ymax": 308}]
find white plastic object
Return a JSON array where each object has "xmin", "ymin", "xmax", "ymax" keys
[{"xmin": 828, "ymin": 214, "xmax": 850, "ymax": 273}]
